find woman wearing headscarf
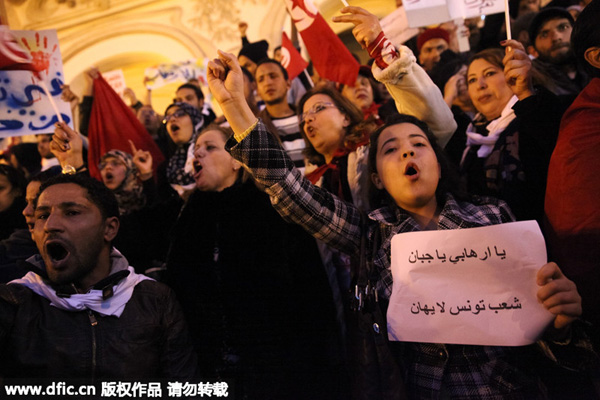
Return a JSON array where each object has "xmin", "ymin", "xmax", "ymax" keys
[
  {"xmin": 162, "ymin": 102, "xmax": 204, "ymax": 198},
  {"xmin": 99, "ymin": 149, "xmax": 151, "ymax": 216}
]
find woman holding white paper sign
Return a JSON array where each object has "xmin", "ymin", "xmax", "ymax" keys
[{"xmin": 204, "ymin": 18, "xmax": 596, "ymax": 400}]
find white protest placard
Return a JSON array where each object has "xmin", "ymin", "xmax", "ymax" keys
[
  {"xmin": 102, "ymin": 69, "xmax": 127, "ymax": 99},
  {"xmin": 403, "ymin": 0, "xmax": 453, "ymax": 27},
  {"xmin": 144, "ymin": 59, "xmax": 207, "ymax": 90},
  {"xmin": 387, "ymin": 220, "xmax": 554, "ymax": 346},
  {"xmin": 404, "ymin": 0, "xmax": 505, "ymax": 27},
  {"xmin": 0, "ymin": 30, "xmax": 72, "ymax": 138},
  {"xmin": 380, "ymin": 6, "xmax": 420, "ymax": 45},
  {"xmin": 457, "ymin": 0, "xmax": 505, "ymax": 19}
]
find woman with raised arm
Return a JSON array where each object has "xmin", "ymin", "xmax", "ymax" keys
[
  {"xmin": 460, "ymin": 41, "xmax": 565, "ymax": 224},
  {"xmin": 301, "ymin": 6, "xmax": 458, "ymax": 211},
  {"xmin": 297, "ymin": 7, "xmax": 460, "ymax": 321},
  {"xmin": 205, "ymin": 16, "xmax": 595, "ymax": 400},
  {"xmin": 165, "ymin": 125, "xmax": 343, "ymax": 400}
]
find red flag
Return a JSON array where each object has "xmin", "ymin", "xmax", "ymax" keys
[
  {"xmin": 0, "ymin": 26, "xmax": 37, "ymax": 72},
  {"xmin": 284, "ymin": 0, "xmax": 359, "ymax": 86},
  {"xmin": 87, "ymin": 74, "xmax": 165, "ymax": 180},
  {"xmin": 280, "ymin": 32, "xmax": 308, "ymax": 81}
]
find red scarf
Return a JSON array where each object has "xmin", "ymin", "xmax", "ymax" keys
[
  {"xmin": 305, "ymin": 133, "xmax": 370, "ymax": 200},
  {"xmin": 363, "ymin": 102, "xmax": 382, "ymax": 125}
]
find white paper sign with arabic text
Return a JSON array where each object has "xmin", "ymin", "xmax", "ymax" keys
[
  {"xmin": 388, "ymin": 220, "xmax": 554, "ymax": 346},
  {"xmin": 0, "ymin": 29, "xmax": 72, "ymax": 138},
  {"xmin": 404, "ymin": 0, "xmax": 505, "ymax": 27}
]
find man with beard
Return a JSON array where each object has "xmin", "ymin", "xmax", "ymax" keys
[
  {"xmin": 255, "ymin": 59, "xmax": 307, "ymax": 172},
  {"xmin": 0, "ymin": 173, "xmax": 198, "ymax": 385},
  {"xmin": 416, "ymin": 28, "xmax": 450, "ymax": 73},
  {"xmin": 529, "ymin": 7, "xmax": 590, "ymax": 96}
]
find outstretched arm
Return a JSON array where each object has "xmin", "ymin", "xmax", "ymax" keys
[
  {"xmin": 207, "ymin": 51, "xmax": 362, "ymax": 254},
  {"xmin": 333, "ymin": 6, "xmax": 457, "ymax": 147}
]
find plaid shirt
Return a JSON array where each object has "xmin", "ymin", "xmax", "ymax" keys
[
  {"xmin": 227, "ymin": 120, "xmax": 514, "ymax": 299},
  {"xmin": 228, "ymin": 120, "xmax": 597, "ymax": 399}
]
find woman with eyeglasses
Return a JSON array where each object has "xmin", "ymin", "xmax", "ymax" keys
[
  {"xmin": 162, "ymin": 102, "xmax": 204, "ymax": 198},
  {"xmin": 205, "ymin": 43, "xmax": 598, "ymax": 400},
  {"xmin": 299, "ymin": 86, "xmax": 372, "ymax": 208},
  {"xmin": 299, "ymin": 9, "xmax": 458, "ymax": 211}
]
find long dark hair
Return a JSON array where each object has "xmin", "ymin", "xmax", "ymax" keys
[
  {"xmin": 367, "ymin": 114, "xmax": 466, "ymax": 210},
  {"xmin": 297, "ymin": 86, "xmax": 366, "ymax": 165}
]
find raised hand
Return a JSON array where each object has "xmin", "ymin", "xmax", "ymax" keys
[
  {"xmin": 60, "ymin": 84, "xmax": 79, "ymax": 105},
  {"xmin": 82, "ymin": 67, "xmax": 100, "ymax": 96},
  {"xmin": 52, "ymin": 121, "xmax": 84, "ymax": 169},
  {"xmin": 85, "ymin": 67, "xmax": 100, "ymax": 81},
  {"xmin": 537, "ymin": 262, "xmax": 582, "ymax": 332},
  {"xmin": 207, "ymin": 50, "xmax": 256, "ymax": 134},
  {"xmin": 123, "ymin": 87, "xmax": 138, "ymax": 106},
  {"xmin": 502, "ymin": 39, "xmax": 534, "ymax": 101},
  {"xmin": 332, "ymin": 6, "xmax": 382, "ymax": 49},
  {"xmin": 443, "ymin": 69, "xmax": 466, "ymax": 108},
  {"xmin": 238, "ymin": 21, "xmax": 248, "ymax": 37},
  {"xmin": 129, "ymin": 140, "xmax": 153, "ymax": 180}
]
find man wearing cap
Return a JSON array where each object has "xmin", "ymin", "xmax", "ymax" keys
[
  {"xmin": 238, "ymin": 40, "xmax": 269, "ymax": 77},
  {"xmin": 529, "ymin": 7, "xmax": 590, "ymax": 95},
  {"xmin": 417, "ymin": 28, "xmax": 450, "ymax": 72}
]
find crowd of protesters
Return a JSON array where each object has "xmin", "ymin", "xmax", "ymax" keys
[{"xmin": 1, "ymin": 0, "xmax": 600, "ymax": 398}]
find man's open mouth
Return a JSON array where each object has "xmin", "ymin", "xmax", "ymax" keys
[{"xmin": 46, "ymin": 242, "xmax": 70, "ymax": 262}]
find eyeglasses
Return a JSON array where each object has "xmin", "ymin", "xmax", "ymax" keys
[
  {"xmin": 162, "ymin": 109, "xmax": 187, "ymax": 124},
  {"xmin": 299, "ymin": 102, "xmax": 337, "ymax": 124},
  {"xmin": 99, "ymin": 159, "xmax": 126, "ymax": 170}
]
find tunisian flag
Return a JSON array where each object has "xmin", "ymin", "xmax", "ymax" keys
[
  {"xmin": 280, "ymin": 32, "xmax": 308, "ymax": 81},
  {"xmin": 87, "ymin": 74, "xmax": 164, "ymax": 180},
  {"xmin": 284, "ymin": 0, "xmax": 358, "ymax": 86}
]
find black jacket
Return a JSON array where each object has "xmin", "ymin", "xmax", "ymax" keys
[
  {"xmin": 166, "ymin": 180, "xmax": 345, "ymax": 399},
  {"xmin": 0, "ymin": 271, "xmax": 198, "ymax": 384}
]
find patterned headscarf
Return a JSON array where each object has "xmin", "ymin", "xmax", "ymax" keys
[
  {"xmin": 164, "ymin": 102, "xmax": 204, "ymax": 187},
  {"xmin": 99, "ymin": 150, "xmax": 145, "ymax": 216}
]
